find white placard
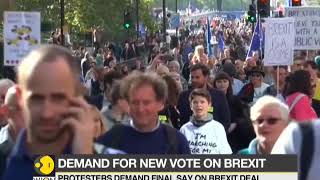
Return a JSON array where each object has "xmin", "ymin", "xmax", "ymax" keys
[
  {"xmin": 264, "ymin": 18, "xmax": 295, "ymax": 66},
  {"xmin": 286, "ymin": 7, "xmax": 320, "ymax": 50},
  {"xmin": 3, "ymin": 11, "xmax": 41, "ymax": 66}
]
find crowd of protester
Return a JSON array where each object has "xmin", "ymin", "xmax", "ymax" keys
[{"xmin": 0, "ymin": 17, "xmax": 319, "ymax": 180}]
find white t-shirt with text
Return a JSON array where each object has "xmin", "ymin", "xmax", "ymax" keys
[{"xmin": 180, "ymin": 120, "xmax": 232, "ymax": 154}]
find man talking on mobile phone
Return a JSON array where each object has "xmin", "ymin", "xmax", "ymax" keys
[{"xmin": 3, "ymin": 45, "xmax": 105, "ymax": 180}]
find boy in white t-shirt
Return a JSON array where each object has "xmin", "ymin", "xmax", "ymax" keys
[{"xmin": 180, "ymin": 88, "xmax": 232, "ymax": 154}]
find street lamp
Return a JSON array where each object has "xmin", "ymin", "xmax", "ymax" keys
[
  {"xmin": 136, "ymin": 0, "xmax": 139, "ymax": 39},
  {"xmin": 60, "ymin": 0, "xmax": 64, "ymax": 46},
  {"xmin": 175, "ymin": 0, "xmax": 178, "ymax": 37},
  {"xmin": 163, "ymin": 0, "xmax": 166, "ymax": 42}
]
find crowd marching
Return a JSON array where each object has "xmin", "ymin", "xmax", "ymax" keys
[{"xmin": 0, "ymin": 17, "xmax": 319, "ymax": 180}]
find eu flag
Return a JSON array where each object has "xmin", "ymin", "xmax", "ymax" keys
[
  {"xmin": 217, "ymin": 29, "xmax": 225, "ymax": 53},
  {"xmin": 246, "ymin": 20, "xmax": 263, "ymax": 59},
  {"xmin": 207, "ymin": 17, "xmax": 213, "ymax": 57}
]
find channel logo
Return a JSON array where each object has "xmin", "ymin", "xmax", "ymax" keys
[{"xmin": 33, "ymin": 155, "xmax": 55, "ymax": 180}]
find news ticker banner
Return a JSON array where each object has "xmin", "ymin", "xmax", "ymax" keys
[{"xmin": 33, "ymin": 155, "xmax": 297, "ymax": 180}]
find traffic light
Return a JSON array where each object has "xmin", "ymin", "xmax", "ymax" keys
[
  {"xmin": 257, "ymin": 0, "xmax": 270, "ymax": 17},
  {"xmin": 247, "ymin": 4, "xmax": 257, "ymax": 23},
  {"xmin": 123, "ymin": 11, "xmax": 132, "ymax": 29},
  {"xmin": 292, "ymin": 0, "xmax": 301, "ymax": 6}
]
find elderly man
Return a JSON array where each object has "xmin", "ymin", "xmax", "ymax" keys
[
  {"xmin": 239, "ymin": 95, "xmax": 289, "ymax": 154},
  {"xmin": 0, "ymin": 86, "xmax": 25, "ymax": 176},
  {"xmin": 235, "ymin": 59, "xmax": 244, "ymax": 72},
  {"xmin": 0, "ymin": 79, "xmax": 15, "ymax": 128},
  {"xmin": 168, "ymin": 60, "xmax": 180, "ymax": 73},
  {"xmin": 3, "ymin": 45, "xmax": 96, "ymax": 180},
  {"xmin": 97, "ymin": 72, "xmax": 190, "ymax": 154}
]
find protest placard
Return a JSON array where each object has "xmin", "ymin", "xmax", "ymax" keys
[
  {"xmin": 286, "ymin": 7, "xmax": 320, "ymax": 50},
  {"xmin": 3, "ymin": 11, "xmax": 41, "ymax": 66},
  {"xmin": 264, "ymin": 18, "xmax": 295, "ymax": 66},
  {"xmin": 170, "ymin": 14, "xmax": 180, "ymax": 29}
]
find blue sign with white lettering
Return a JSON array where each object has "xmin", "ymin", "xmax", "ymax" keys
[{"xmin": 170, "ymin": 14, "xmax": 180, "ymax": 29}]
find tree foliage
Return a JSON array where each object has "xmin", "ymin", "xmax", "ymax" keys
[
  {"xmin": 14, "ymin": 0, "xmax": 157, "ymax": 41},
  {"xmin": 0, "ymin": 22, "xmax": 3, "ymax": 41},
  {"xmin": 153, "ymin": 0, "xmax": 249, "ymax": 11},
  {"xmin": 12, "ymin": 0, "xmax": 252, "ymax": 42}
]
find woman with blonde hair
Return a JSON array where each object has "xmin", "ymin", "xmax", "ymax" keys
[
  {"xmin": 191, "ymin": 45, "xmax": 209, "ymax": 65},
  {"xmin": 89, "ymin": 106, "xmax": 107, "ymax": 140}
]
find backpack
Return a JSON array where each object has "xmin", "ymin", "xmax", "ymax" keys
[
  {"xmin": 299, "ymin": 122, "xmax": 315, "ymax": 180},
  {"xmin": 106, "ymin": 124, "xmax": 179, "ymax": 154}
]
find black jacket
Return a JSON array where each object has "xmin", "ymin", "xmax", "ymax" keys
[{"xmin": 227, "ymin": 95, "xmax": 255, "ymax": 152}]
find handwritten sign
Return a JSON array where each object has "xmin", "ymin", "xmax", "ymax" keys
[
  {"xmin": 264, "ymin": 18, "xmax": 295, "ymax": 66},
  {"xmin": 3, "ymin": 11, "xmax": 41, "ymax": 66},
  {"xmin": 286, "ymin": 7, "xmax": 320, "ymax": 50}
]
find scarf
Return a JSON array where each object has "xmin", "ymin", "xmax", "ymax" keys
[{"xmin": 190, "ymin": 114, "xmax": 213, "ymax": 127}]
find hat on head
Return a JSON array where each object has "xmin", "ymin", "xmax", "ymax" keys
[
  {"xmin": 248, "ymin": 66, "xmax": 265, "ymax": 77},
  {"xmin": 222, "ymin": 62, "xmax": 236, "ymax": 77}
]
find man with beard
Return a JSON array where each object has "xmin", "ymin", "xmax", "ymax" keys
[
  {"xmin": 3, "ymin": 45, "xmax": 96, "ymax": 180},
  {"xmin": 0, "ymin": 86, "xmax": 25, "ymax": 176}
]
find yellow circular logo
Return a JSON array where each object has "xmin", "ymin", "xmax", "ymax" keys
[{"xmin": 34, "ymin": 155, "xmax": 55, "ymax": 175}]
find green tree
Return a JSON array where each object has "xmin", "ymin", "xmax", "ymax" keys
[
  {"xmin": 0, "ymin": 22, "xmax": 3, "ymax": 78},
  {"xmin": 140, "ymin": 0, "xmax": 161, "ymax": 34},
  {"xmin": 14, "ymin": 0, "xmax": 158, "ymax": 42},
  {"xmin": 152, "ymin": 0, "xmax": 249, "ymax": 11},
  {"xmin": 0, "ymin": 22, "xmax": 3, "ymax": 41}
]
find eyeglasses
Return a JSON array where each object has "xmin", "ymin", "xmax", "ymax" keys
[{"xmin": 253, "ymin": 117, "xmax": 280, "ymax": 125}]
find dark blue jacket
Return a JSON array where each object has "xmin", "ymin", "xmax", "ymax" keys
[
  {"xmin": 97, "ymin": 124, "xmax": 190, "ymax": 154},
  {"xmin": 86, "ymin": 94, "xmax": 104, "ymax": 110},
  {"xmin": 177, "ymin": 88, "xmax": 231, "ymax": 130},
  {"xmin": 3, "ymin": 130, "xmax": 72, "ymax": 180}
]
